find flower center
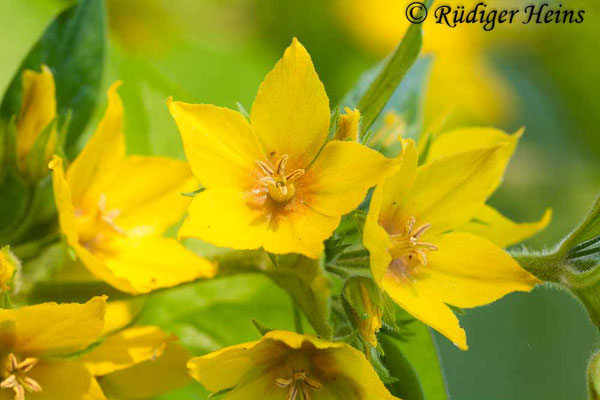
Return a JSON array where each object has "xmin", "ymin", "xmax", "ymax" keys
[
  {"xmin": 275, "ymin": 370, "xmax": 322, "ymax": 400},
  {"xmin": 0, "ymin": 354, "xmax": 42, "ymax": 400},
  {"xmin": 389, "ymin": 216, "xmax": 438, "ymax": 267},
  {"xmin": 75, "ymin": 193, "xmax": 125, "ymax": 246},
  {"xmin": 256, "ymin": 154, "xmax": 305, "ymax": 203}
]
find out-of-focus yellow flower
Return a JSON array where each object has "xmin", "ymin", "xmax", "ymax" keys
[
  {"xmin": 16, "ymin": 65, "xmax": 56, "ymax": 178},
  {"xmin": 0, "ymin": 297, "xmax": 107, "ymax": 400},
  {"xmin": 0, "ymin": 247, "xmax": 16, "ymax": 291},
  {"xmin": 49, "ymin": 82, "xmax": 216, "ymax": 295},
  {"xmin": 169, "ymin": 39, "xmax": 397, "ymax": 258},
  {"xmin": 336, "ymin": 0, "xmax": 515, "ymax": 125},
  {"xmin": 188, "ymin": 330, "xmax": 399, "ymax": 400},
  {"xmin": 363, "ymin": 137, "xmax": 541, "ymax": 350}
]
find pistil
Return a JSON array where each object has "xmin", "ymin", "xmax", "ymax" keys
[{"xmin": 256, "ymin": 154, "xmax": 305, "ymax": 202}]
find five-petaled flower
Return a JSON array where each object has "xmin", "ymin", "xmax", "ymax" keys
[
  {"xmin": 168, "ymin": 38, "xmax": 397, "ymax": 258},
  {"xmin": 188, "ymin": 330, "xmax": 400, "ymax": 400},
  {"xmin": 364, "ymin": 136, "xmax": 543, "ymax": 350},
  {"xmin": 0, "ymin": 297, "xmax": 107, "ymax": 400},
  {"xmin": 50, "ymin": 83, "xmax": 216, "ymax": 294}
]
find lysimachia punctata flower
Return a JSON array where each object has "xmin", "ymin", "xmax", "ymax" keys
[
  {"xmin": 364, "ymin": 137, "xmax": 542, "ymax": 350},
  {"xmin": 15, "ymin": 65, "xmax": 56, "ymax": 179},
  {"xmin": 80, "ymin": 301, "xmax": 192, "ymax": 399},
  {"xmin": 188, "ymin": 330, "xmax": 399, "ymax": 400},
  {"xmin": 168, "ymin": 39, "xmax": 397, "ymax": 258},
  {"xmin": 0, "ymin": 297, "xmax": 107, "ymax": 400},
  {"xmin": 50, "ymin": 83, "xmax": 216, "ymax": 295}
]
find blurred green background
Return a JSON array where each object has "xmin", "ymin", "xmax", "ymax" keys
[{"xmin": 2, "ymin": 0, "xmax": 599, "ymax": 398}]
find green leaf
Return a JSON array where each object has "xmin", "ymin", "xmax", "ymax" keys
[
  {"xmin": 380, "ymin": 334, "xmax": 425, "ymax": 400},
  {"xmin": 0, "ymin": 0, "xmax": 106, "ymax": 156},
  {"xmin": 382, "ymin": 309, "xmax": 449, "ymax": 400},
  {"xmin": 346, "ymin": 2, "xmax": 430, "ymax": 141},
  {"xmin": 589, "ymin": 351, "xmax": 600, "ymax": 400}
]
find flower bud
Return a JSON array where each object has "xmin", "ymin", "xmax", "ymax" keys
[
  {"xmin": 16, "ymin": 65, "xmax": 57, "ymax": 181},
  {"xmin": 344, "ymin": 277, "xmax": 383, "ymax": 347},
  {"xmin": 334, "ymin": 107, "xmax": 360, "ymax": 141},
  {"xmin": 0, "ymin": 246, "xmax": 17, "ymax": 291}
]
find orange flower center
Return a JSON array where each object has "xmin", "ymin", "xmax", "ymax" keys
[
  {"xmin": 256, "ymin": 154, "xmax": 305, "ymax": 203},
  {"xmin": 389, "ymin": 216, "xmax": 438, "ymax": 273},
  {"xmin": 275, "ymin": 370, "xmax": 322, "ymax": 400},
  {"xmin": 0, "ymin": 354, "xmax": 42, "ymax": 400}
]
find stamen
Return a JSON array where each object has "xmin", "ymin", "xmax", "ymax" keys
[
  {"xmin": 390, "ymin": 216, "xmax": 437, "ymax": 268},
  {"xmin": 255, "ymin": 154, "xmax": 305, "ymax": 202},
  {"xmin": 275, "ymin": 370, "xmax": 322, "ymax": 400},
  {"xmin": 1, "ymin": 353, "xmax": 42, "ymax": 400}
]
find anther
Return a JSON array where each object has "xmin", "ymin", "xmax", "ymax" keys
[{"xmin": 1, "ymin": 354, "xmax": 42, "ymax": 400}]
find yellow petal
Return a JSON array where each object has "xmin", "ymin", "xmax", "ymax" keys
[
  {"xmin": 167, "ymin": 100, "xmax": 264, "ymax": 189},
  {"xmin": 102, "ymin": 300, "xmax": 144, "ymax": 335},
  {"xmin": 103, "ymin": 156, "xmax": 196, "ymax": 234},
  {"xmin": 333, "ymin": 107, "xmax": 360, "ymax": 141},
  {"xmin": 381, "ymin": 273, "xmax": 467, "ymax": 350},
  {"xmin": 17, "ymin": 65, "xmax": 56, "ymax": 169},
  {"xmin": 81, "ymin": 236, "xmax": 216, "ymax": 295},
  {"xmin": 303, "ymin": 140, "xmax": 397, "ymax": 217},
  {"xmin": 2, "ymin": 297, "xmax": 107, "ymax": 357},
  {"xmin": 28, "ymin": 360, "xmax": 106, "ymax": 400},
  {"xmin": 261, "ymin": 203, "xmax": 341, "ymax": 258},
  {"xmin": 179, "ymin": 188, "xmax": 269, "ymax": 250},
  {"xmin": 98, "ymin": 340, "xmax": 192, "ymax": 399},
  {"xmin": 66, "ymin": 82, "xmax": 125, "ymax": 211},
  {"xmin": 81, "ymin": 326, "xmax": 173, "ymax": 376},
  {"xmin": 49, "ymin": 155, "xmax": 79, "ymax": 245},
  {"xmin": 250, "ymin": 38, "xmax": 330, "ymax": 168},
  {"xmin": 188, "ymin": 341, "xmax": 261, "ymax": 392},
  {"xmin": 400, "ymin": 146, "xmax": 511, "ymax": 236},
  {"xmin": 363, "ymin": 184, "xmax": 393, "ymax": 284},
  {"xmin": 377, "ymin": 139, "xmax": 418, "ymax": 231},
  {"xmin": 462, "ymin": 205, "xmax": 552, "ymax": 248},
  {"xmin": 426, "ymin": 127, "xmax": 521, "ymax": 192},
  {"xmin": 0, "ymin": 247, "xmax": 16, "ymax": 291},
  {"xmin": 416, "ymin": 232, "xmax": 541, "ymax": 309}
]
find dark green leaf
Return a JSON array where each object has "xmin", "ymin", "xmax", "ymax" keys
[
  {"xmin": 561, "ymin": 194, "xmax": 600, "ymax": 258},
  {"xmin": 382, "ymin": 309, "xmax": 449, "ymax": 400},
  {"xmin": 0, "ymin": 0, "xmax": 106, "ymax": 156}
]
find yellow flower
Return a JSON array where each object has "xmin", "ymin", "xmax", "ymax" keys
[
  {"xmin": 49, "ymin": 82, "xmax": 216, "ymax": 295},
  {"xmin": 79, "ymin": 300, "xmax": 192, "ymax": 399},
  {"xmin": 0, "ymin": 247, "xmax": 16, "ymax": 291},
  {"xmin": 0, "ymin": 297, "xmax": 107, "ymax": 400},
  {"xmin": 188, "ymin": 330, "xmax": 399, "ymax": 400},
  {"xmin": 168, "ymin": 39, "xmax": 397, "ymax": 258},
  {"xmin": 336, "ymin": 0, "xmax": 515, "ymax": 124},
  {"xmin": 363, "ymin": 138, "xmax": 542, "ymax": 350},
  {"xmin": 16, "ymin": 65, "xmax": 56, "ymax": 177}
]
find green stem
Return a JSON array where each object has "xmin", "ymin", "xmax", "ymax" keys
[
  {"xmin": 293, "ymin": 299, "xmax": 304, "ymax": 334},
  {"xmin": 511, "ymin": 252, "xmax": 565, "ymax": 283}
]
